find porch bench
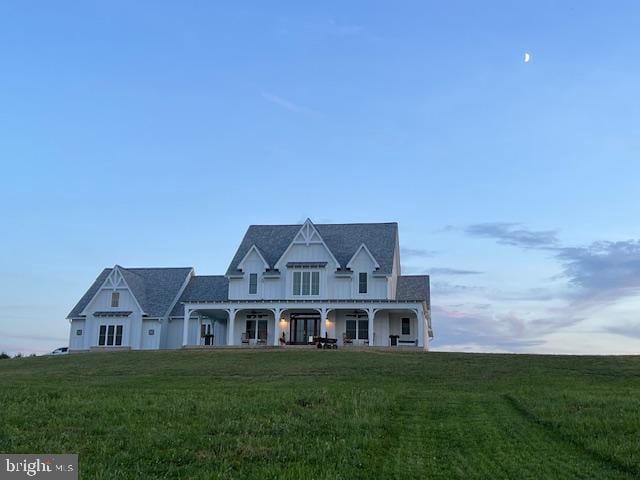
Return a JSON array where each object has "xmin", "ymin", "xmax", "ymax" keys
[{"xmin": 398, "ymin": 339, "xmax": 418, "ymax": 346}]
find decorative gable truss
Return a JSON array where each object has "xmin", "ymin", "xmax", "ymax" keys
[
  {"xmin": 274, "ymin": 219, "xmax": 341, "ymax": 271},
  {"xmin": 80, "ymin": 265, "xmax": 145, "ymax": 316}
]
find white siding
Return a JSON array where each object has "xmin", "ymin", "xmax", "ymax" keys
[
  {"xmin": 141, "ymin": 320, "xmax": 160, "ymax": 349},
  {"xmin": 69, "ymin": 319, "xmax": 85, "ymax": 350},
  {"xmin": 165, "ymin": 318, "xmax": 184, "ymax": 349}
]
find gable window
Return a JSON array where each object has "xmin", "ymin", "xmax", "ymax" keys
[
  {"xmin": 358, "ymin": 272, "xmax": 368, "ymax": 294},
  {"xmin": 402, "ymin": 318, "xmax": 411, "ymax": 335},
  {"xmin": 111, "ymin": 292, "xmax": 120, "ymax": 308},
  {"xmin": 249, "ymin": 273, "xmax": 258, "ymax": 295},
  {"xmin": 293, "ymin": 271, "xmax": 320, "ymax": 296},
  {"xmin": 98, "ymin": 325, "xmax": 123, "ymax": 346}
]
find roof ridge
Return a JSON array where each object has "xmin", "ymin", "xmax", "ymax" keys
[
  {"xmin": 121, "ymin": 266, "xmax": 193, "ymax": 271},
  {"xmin": 247, "ymin": 222, "xmax": 398, "ymax": 227}
]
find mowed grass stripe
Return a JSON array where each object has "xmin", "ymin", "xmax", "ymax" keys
[{"xmin": 0, "ymin": 350, "xmax": 638, "ymax": 479}]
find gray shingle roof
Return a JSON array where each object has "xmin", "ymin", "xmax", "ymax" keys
[
  {"xmin": 67, "ymin": 267, "xmax": 192, "ymax": 318},
  {"xmin": 170, "ymin": 275, "xmax": 229, "ymax": 316},
  {"xmin": 226, "ymin": 222, "xmax": 398, "ymax": 275},
  {"xmin": 396, "ymin": 275, "xmax": 430, "ymax": 305}
]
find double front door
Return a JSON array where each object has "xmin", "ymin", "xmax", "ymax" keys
[{"xmin": 289, "ymin": 314, "xmax": 320, "ymax": 344}]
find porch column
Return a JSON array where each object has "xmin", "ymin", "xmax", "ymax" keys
[
  {"xmin": 272, "ymin": 307, "xmax": 282, "ymax": 346},
  {"xmin": 227, "ymin": 309, "xmax": 236, "ymax": 346},
  {"xmin": 367, "ymin": 308, "xmax": 374, "ymax": 346},
  {"xmin": 182, "ymin": 306, "xmax": 192, "ymax": 347},
  {"xmin": 416, "ymin": 307, "xmax": 425, "ymax": 348},
  {"xmin": 320, "ymin": 308, "xmax": 328, "ymax": 338}
]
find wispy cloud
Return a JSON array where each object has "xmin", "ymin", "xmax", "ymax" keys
[
  {"xmin": 260, "ymin": 92, "xmax": 319, "ymax": 116},
  {"xmin": 432, "ymin": 281, "xmax": 482, "ymax": 296},
  {"xmin": 464, "ymin": 222, "xmax": 559, "ymax": 249},
  {"xmin": 429, "ymin": 267, "xmax": 483, "ymax": 276},
  {"xmin": 557, "ymin": 240, "xmax": 640, "ymax": 302},
  {"xmin": 401, "ymin": 247, "xmax": 436, "ymax": 258}
]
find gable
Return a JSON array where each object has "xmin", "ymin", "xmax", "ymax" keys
[
  {"xmin": 68, "ymin": 266, "xmax": 193, "ymax": 319},
  {"xmin": 274, "ymin": 219, "xmax": 340, "ymax": 270},
  {"xmin": 347, "ymin": 244, "xmax": 381, "ymax": 271},
  {"xmin": 226, "ymin": 221, "xmax": 398, "ymax": 275}
]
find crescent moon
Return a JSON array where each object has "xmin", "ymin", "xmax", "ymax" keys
[{"xmin": 524, "ymin": 52, "xmax": 531, "ymax": 63}]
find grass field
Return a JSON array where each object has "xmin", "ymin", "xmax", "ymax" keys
[{"xmin": 0, "ymin": 350, "xmax": 639, "ymax": 479}]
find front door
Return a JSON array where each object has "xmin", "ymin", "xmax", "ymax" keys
[
  {"xmin": 201, "ymin": 321, "xmax": 214, "ymax": 346},
  {"xmin": 289, "ymin": 314, "xmax": 319, "ymax": 344}
]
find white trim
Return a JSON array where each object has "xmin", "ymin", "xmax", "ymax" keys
[
  {"xmin": 346, "ymin": 243, "xmax": 380, "ymax": 270},
  {"xmin": 237, "ymin": 245, "xmax": 270, "ymax": 272},
  {"xmin": 274, "ymin": 219, "xmax": 341, "ymax": 270}
]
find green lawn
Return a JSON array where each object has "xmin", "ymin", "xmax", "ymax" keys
[{"xmin": 0, "ymin": 350, "xmax": 639, "ymax": 479}]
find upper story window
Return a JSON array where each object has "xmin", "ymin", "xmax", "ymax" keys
[
  {"xmin": 111, "ymin": 292, "xmax": 120, "ymax": 308},
  {"xmin": 293, "ymin": 271, "xmax": 320, "ymax": 296},
  {"xmin": 248, "ymin": 273, "xmax": 258, "ymax": 295},
  {"xmin": 358, "ymin": 272, "xmax": 368, "ymax": 294}
]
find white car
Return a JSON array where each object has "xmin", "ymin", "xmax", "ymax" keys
[{"xmin": 50, "ymin": 347, "xmax": 69, "ymax": 356}]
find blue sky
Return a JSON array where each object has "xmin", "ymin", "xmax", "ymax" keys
[{"xmin": 1, "ymin": 1, "xmax": 639, "ymax": 355}]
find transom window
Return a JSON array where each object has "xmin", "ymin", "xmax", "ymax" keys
[
  {"xmin": 358, "ymin": 272, "xmax": 368, "ymax": 294},
  {"xmin": 293, "ymin": 271, "xmax": 320, "ymax": 296},
  {"xmin": 111, "ymin": 292, "xmax": 120, "ymax": 308},
  {"xmin": 98, "ymin": 325, "xmax": 123, "ymax": 346},
  {"xmin": 249, "ymin": 273, "xmax": 258, "ymax": 295}
]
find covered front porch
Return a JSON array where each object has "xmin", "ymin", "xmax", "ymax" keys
[{"xmin": 181, "ymin": 300, "xmax": 430, "ymax": 349}]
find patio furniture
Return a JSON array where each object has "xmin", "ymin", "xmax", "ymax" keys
[
  {"xmin": 342, "ymin": 333, "xmax": 353, "ymax": 345},
  {"xmin": 241, "ymin": 332, "xmax": 250, "ymax": 345}
]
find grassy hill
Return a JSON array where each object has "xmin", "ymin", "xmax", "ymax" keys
[{"xmin": 0, "ymin": 350, "xmax": 639, "ymax": 479}]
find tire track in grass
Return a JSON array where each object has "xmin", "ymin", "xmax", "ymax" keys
[
  {"xmin": 380, "ymin": 390, "xmax": 634, "ymax": 479},
  {"xmin": 504, "ymin": 394, "xmax": 639, "ymax": 479}
]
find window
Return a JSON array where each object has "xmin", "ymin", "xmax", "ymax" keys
[
  {"xmin": 98, "ymin": 325, "xmax": 123, "ymax": 346},
  {"xmin": 359, "ymin": 272, "xmax": 368, "ymax": 294},
  {"xmin": 358, "ymin": 320, "xmax": 369, "ymax": 340},
  {"xmin": 346, "ymin": 320, "xmax": 356, "ymax": 339},
  {"xmin": 257, "ymin": 320, "xmax": 267, "ymax": 341},
  {"xmin": 293, "ymin": 271, "xmax": 320, "ymax": 296},
  {"xmin": 302, "ymin": 271, "xmax": 310, "ymax": 295},
  {"xmin": 111, "ymin": 292, "xmax": 120, "ymax": 307},
  {"xmin": 246, "ymin": 320, "xmax": 256, "ymax": 340},
  {"xmin": 346, "ymin": 319, "xmax": 368, "ymax": 340},
  {"xmin": 402, "ymin": 318, "xmax": 411, "ymax": 335},
  {"xmin": 76, "ymin": 329, "xmax": 83, "ymax": 336},
  {"xmin": 293, "ymin": 272, "xmax": 301, "ymax": 295},
  {"xmin": 249, "ymin": 273, "xmax": 258, "ymax": 294}
]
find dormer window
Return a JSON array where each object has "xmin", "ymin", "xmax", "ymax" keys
[
  {"xmin": 111, "ymin": 292, "xmax": 120, "ymax": 308},
  {"xmin": 293, "ymin": 271, "xmax": 320, "ymax": 296},
  {"xmin": 358, "ymin": 273, "xmax": 368, "ymax": 294},
  {"xmin": 249, "ymin": 273, "xmax": 258, "ymax": 295}
]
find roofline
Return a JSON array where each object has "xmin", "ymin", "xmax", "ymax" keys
[
  {"xmin": 162, "ymin": 267, "xmax": 195, "ymax": 318},
  {"xmin": 180, "ymin": 299, "xmax": 426, "ymax": 304}
]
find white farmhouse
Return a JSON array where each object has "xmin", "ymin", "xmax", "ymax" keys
[{"xmin": 67, "ymin": 219, "xmax": 432, "ymax": 351}]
